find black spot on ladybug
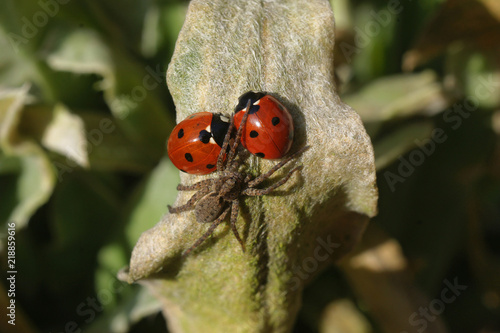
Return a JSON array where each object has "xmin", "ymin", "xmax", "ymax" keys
[
  {"xmin": 185, "ymin": 153, "xmax": 193, "ymax": 162},
  {"xmin": 206, "ymin": 164, "xmax": 215, "ymax": 169},
  {"xmin": 178, "ymin": 128, "xmax": 184, "ymax": 139},
  {"xmin": 199, "ymin": 130, "xmax": 211, "ymax": 144},
  {"xmin": 272, "ymin": 117, "xmax": 280, "ymax": 126},
  {"xmin": 256, "ymin": 152, "xmax": 265, "ymax": 158},
  {"xmin": 250, "ymin": 130, "xmax": 259, "ymax": 138}
]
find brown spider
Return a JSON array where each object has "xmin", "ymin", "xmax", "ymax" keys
[{"xmin": 168, "ymin": 100, "xmax": 308, "ymax": 256}]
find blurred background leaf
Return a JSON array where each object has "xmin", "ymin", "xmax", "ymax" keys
[
  {"xmin": 0, "ymin": 0, "xmax": 185, "ymax": 332},
  {"xmin": 0, "ymin": 0, "xmax": 499, "ymax": 332}
]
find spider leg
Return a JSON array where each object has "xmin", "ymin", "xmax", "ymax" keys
[
  {"xmin": 229, "ymin": 200, "xmax": 245, "ymax": 252},
  {"xmin": 247, "ymin": 145, "xmax": 309, "ymax": 188},
  {"xmin": 177, "ymin": 179, "xmax": 213, "ymax": 191},
  {"xmin": 226, "ymin": 99, "xmax": 252, "ymax": 164},
  {"xmin": 242, "ymin": 166, "xmax": 303, "ymax": 196},
  {"xmin": 182, "ymin": 205, "xmax": 230, "ymax": 257},
  {"xmin": 216, "ymin": 115, "xmax": 235, "ymax": 170},
  {"xmin": 168, "ymin": 187, "xmax": 211, "ymax": 214}
]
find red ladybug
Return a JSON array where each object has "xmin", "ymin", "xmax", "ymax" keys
[
  {"xmin": 233, "ymin": 91, "xmax": 294, "ymax": 159},
  {"xmin": 167, "ymin": 112, "xmax": 230, "ymax": 175}
]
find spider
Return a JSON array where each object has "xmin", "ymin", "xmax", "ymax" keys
[{"xmin": 168, "ymin": 100, "xmax": 308, "ymax": 256}]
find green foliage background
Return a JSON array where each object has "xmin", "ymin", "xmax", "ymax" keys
[{"xmin": 0, "ymin": 0, "xmax": 499, "ymax": 332}]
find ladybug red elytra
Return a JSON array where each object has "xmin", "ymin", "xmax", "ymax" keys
[
  {"xmin": 167, "ymin": 112, "xmax": 230, "ymax": 175},
  {"xmin": 233, "ymin": 91, "xmax": 294, "ymax": 159}
]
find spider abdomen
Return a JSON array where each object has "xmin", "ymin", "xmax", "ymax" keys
[{"xmin": 195, "ymin": 192, "xmax": 225, "ymax": 223}]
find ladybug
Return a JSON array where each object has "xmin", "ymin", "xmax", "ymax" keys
[
  {"xmin": 233, "ymin": 91, "xmax": 294, "ymax": 159},
  {"xmin": 167, "ymin": 112, "xmax": 230, "ymax": 175}
]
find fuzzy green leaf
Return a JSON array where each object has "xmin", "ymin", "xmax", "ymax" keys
[{"xmin": 124, "ymin": 1, "xmax": 378, "ymax": 332}]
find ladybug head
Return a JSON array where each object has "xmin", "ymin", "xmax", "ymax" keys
[{"xmin": 234, "ymin": 91, "xmax": 266, "ymax": 113}]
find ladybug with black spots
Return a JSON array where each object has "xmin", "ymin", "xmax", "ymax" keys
[
  {"xmin": 167, "ymin": 112, "xmax": 230, "ymax": 175},
  {"xmin": 233, "ymin": 91, "xmax": 294, "ymax": 159}
]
